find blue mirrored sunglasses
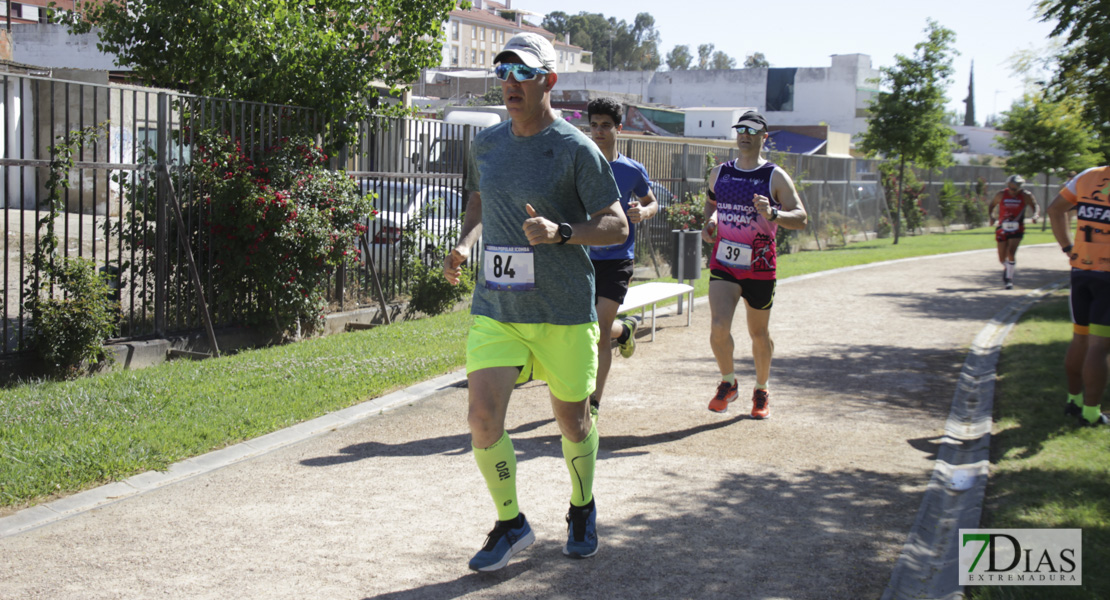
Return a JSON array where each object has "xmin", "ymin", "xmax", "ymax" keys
[
  {"xmin": 734, "ymin": 126, "xmax": 765, "ymax": 136},
  {"xmin": 494, "ymin": 63, "xmax": 549, "ymax": 82}
]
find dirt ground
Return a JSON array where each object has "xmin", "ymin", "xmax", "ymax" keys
[{"xmin": 0, "ymin": 245, "xmax": 1069, "ymax": 599}]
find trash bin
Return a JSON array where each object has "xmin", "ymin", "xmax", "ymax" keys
[{"xmin": 670, "ymin": 229, "xmax": 702, "ymax": 281}]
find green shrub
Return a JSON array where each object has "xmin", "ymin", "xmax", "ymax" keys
[
  {"xmin": 938, "ymin": 179, "xmax": 962, "ymax": 228},
  {"xmin": 962, "ymin": 183, "xmax": 988, "ymax": 229},
  {"xmin": 877, "ymin": 217, "xmax": 893, "ymax": 238},
  {"xmin": 401, "ymin": 202, "xmax": 474, "ymax": 318},
  {"xmin": 30, "ymin": 258, "xmax": 118, "ymax": 377},
  {"xmin": 23, "ymin": 124, "xmax": 119, "ymax": 377},
  {"xmin": 878, "ymin": 162, "xmax": 927, "ymax": 235}
]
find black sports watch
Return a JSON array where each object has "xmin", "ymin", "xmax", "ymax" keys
[
  {"xmin": 769, "ymin": 207, "xmax": 779, "ymax": 221},
  {"xmin": 557, "ymin": 223, "xmax": 573, "ymax": 245}
]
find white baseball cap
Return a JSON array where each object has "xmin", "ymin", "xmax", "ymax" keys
[{"xmin": 494, "ymin": 32, "xmax": 557, "ymax": 71}]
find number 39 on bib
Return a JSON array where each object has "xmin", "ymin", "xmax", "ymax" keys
[
  {"xmin": 715, "ymin": 239, "xmax": 752, "ymax": 269},
  {"xmin": 483, "ymin": 245, "xmax": 536, "ymax": 291}
]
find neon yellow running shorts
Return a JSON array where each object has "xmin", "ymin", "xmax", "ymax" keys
[{"xmin": 466, "ymin": 315, "xmax": 600, "ymax": 402}]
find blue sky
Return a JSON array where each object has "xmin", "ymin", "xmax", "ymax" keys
[{"xmin": 517, "ymin": 0, "xmax": 1058, "ymax": 122}]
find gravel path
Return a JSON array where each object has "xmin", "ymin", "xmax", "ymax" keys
[{"xmin": 0, "ymin": 245, "xmax": 1069, "ymax": 600}]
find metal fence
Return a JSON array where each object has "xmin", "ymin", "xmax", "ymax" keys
[
  {"xmin": 0, "ymin": 73, "xmax": 322, "ymax": 355},
  {"xmin": 1, "ymin": 71, "xmax": 1057, "ymax": 356}
]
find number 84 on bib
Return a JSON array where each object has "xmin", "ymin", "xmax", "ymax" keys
[{"xmin": 484, "ymin": 244, "xmax": 537, "ymax": 291}]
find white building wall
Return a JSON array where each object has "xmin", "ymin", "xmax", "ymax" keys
[
  {"xmin": 684, "ymin": 108, "xmax": 748, "ymax": 139},
  {"xmin": 953, "ymin": 125, "xmax": 1007, "ymax": 157}
]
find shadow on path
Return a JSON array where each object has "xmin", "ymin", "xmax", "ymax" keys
[
  {"xmin": 300, "ymin": 416, "xmax": 748, "ymax": 466},
  {"xmin": 361, "ymin": 466, "xmax": 922, "ymax": 600}
]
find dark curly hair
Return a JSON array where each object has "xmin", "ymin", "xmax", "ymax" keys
[{"xmin": 587, "ymin": 97, "xmax": 623, "ymax": 126}]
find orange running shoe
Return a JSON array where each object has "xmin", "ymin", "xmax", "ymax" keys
[
  {"xmin": 751, "ymin": 388, "xmax": 770, "ymax": 419},
  {"xmin": 708, "ymin": 381, "xmax": 738, "ymax": 413}
]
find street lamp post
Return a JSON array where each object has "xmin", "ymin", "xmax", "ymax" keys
[{"xmin": 608, "ymin": 31, "xmax": 614, "ymax": 90}]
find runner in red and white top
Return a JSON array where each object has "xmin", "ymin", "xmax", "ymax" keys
[
  {"xmin": 988, "ymin": 174, "xmax": 1039, "ymax": 289},
  {"xmin": 700, "ymin": 110, "xmax": 808, "ymax": 420}
]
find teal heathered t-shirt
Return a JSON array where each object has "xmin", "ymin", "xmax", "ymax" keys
[{"xmin": 465, "ymin": 117, "xmax": 620, "ymax": 325}]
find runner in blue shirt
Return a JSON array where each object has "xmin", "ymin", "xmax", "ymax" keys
[{"xmin": 585, "ymin": 97, "xmax": 658, "ymax": 414}]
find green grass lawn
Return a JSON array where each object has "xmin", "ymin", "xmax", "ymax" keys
[
  {"xmin": 652, "ymin": 225, "xmax": 1058, "ymax": 302},
  {"xmin": 968, "ymin": 293, "xmax": 1109, "ymax": 599},
  {"xmin": 0, "ymin": 225, "xmax": 1060, "ymax": 511}
]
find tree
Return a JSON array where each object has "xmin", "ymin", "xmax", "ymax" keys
[
  {"xmin": 859, "ymin": 20, "xmax": 958, "ymax": 244},
  {"xmin": 997, "ymin": 91, "xmax": 1102, "ymax": 224},
  {"xmin": 667, "ymin": 45, "xmax": 693, "ymax": 70},
  {"xmin": 744, "ymin": 53, "xmax": 770, "ymax": 68},
  {"xmin": 711, "ymin": 51, "xmax": 737, "ymax": 70},
  {"xmin": 963, "ymin": 61, "xmax": 976, "ymax": 126},
  {"xmin": 56, "ymin": 0, "xmax": 459, "ymax": 148},
  {"xmin": 541, "ymin": 11, "xmax": 660, "ymax": 71},
  {"xmin": 1039, "ymin": 0, "xmax": 1110, "ymax": 157},
  {"xmin": 696, "ymin": 44, "xmax": 715, "ymax": 69}
]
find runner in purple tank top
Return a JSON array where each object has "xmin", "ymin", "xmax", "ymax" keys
[{"xmin": 700, "ymin": 111, "xmax": 808, "ymax": 419}]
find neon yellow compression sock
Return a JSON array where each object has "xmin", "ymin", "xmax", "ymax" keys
[
  {"xmin": 562, "ymin": 422, "xmax": 599, "ymax": 508},
  {"xmin": 722, "ymin": 372, "xmax": 736, "ymax": 385},
  {"xmin": 1068, "ymin": 392, "xmax": 1083, "ymax": 407},
  {"xmin": 1082, "ymin": 404, "xmax": 1103, "ymax": 424},
  {"xmin": 473, "ymin": 431, "xmax": 520, "ymax": 521}
]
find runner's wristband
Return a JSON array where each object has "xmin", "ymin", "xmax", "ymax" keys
[{"xmin": 1062, "ymin": 244, "xmax": 1073, "ymax": 254}]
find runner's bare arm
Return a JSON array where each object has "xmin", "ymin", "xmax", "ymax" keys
[
  {"xmin": 522, "ymin": 200, "xmax": 628, "ymax": 246},
  {"xmin": 1047, "ymin": 193, "xmax": 1074, "ymax": 252},
  {"xmin": 627, "ymin": 186, "xmax": 658, "ymax": 223},
  {"xmin": 701, "ymin": 165, "xmax": 722, "ymax": 244},
  {"xmin": 444, "ymin": 190, "xmax": 483, "ymax": 285},
  {"xmin": 769, "ymin": 168, "xmax": 808, "ymax": 230},
  {"xmin": 1023, "ymin": 190, "xmax": 1039, "ymax": 221},
  {"xmin": 988, "ymin": 192, "xmax": 1002, "ymax": 224}
]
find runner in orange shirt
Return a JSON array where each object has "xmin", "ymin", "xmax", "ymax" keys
[{"xmin": 1047, "ymin": 166, "xmax": 1110, "ymax": 426}]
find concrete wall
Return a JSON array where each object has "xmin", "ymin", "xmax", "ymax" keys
[{"xmin": 11, "ymin": 24, "xmax": 120, "ymax": 71}]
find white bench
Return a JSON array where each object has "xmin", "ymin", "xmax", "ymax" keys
[{"xmin": 617, "ymin": 281, "xmax": 696, "ymax": 342}]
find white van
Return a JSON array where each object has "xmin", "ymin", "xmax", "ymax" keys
[{"xmin": 423, "ymin": 108, "xmax": 504, "ymax": 173}]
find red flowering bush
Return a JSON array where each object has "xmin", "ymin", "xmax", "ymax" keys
[
  {"xmin": 664, "ymin": 193, "xmax": 707, "ymax": 231},
  {"xmin": 110, "ymin": 130, "xmax": 374, "ymax": 337},
  {"xmin": 192, "ymin": 131, "xmax": 373, "ymax": 334}
]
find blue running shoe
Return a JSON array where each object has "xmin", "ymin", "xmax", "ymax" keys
[
  {"xmin": 563, "ymin": 499, "xmax": 598, "ymax": 558},
  {"xmin": 468, "ymin": 514, "xmax": 535, "ymax": 572}
]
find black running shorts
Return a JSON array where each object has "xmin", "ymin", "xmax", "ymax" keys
[
  {"xmin": 710, "ymin": 268, "xmax": 776, "ymax": 310},
  {"xmin": 592, "ymin": 259, "xmax": 635, "ymax": 304}
]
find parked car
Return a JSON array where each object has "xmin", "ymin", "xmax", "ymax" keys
[{"xmin": 359, "ymin": 179, "xmax": 465, "ymax": 272}]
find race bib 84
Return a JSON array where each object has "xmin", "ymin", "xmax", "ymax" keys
[{"xmin": 483, "ymin": 245, "xmax": 536, "ymax": 291}]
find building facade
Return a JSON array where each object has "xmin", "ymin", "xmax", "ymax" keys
[
  {"xmin": 1, "ymin": 0, "xmax": 66, "ymax": 25},
  {"xmin": 443, "ymin": 0, "xmax": 591, "ymax": 73},
  {"xmin": 556, "ymin": 54, "xmax": 880, "ymax": 138}
]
